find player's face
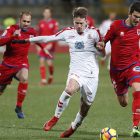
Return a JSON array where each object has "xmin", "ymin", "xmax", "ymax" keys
[
  {"xmin": 129, "ymin": 11, "xmax": 140, "ymax": 27},
  {"xmin": 19, "ymin": 14, "xmax": 31, "ymax": 31},
  {"xmin": 43, "ymin": 9, "xmax": 51, "ymax": 20},
  {"xmin": 73, "ymin": 17, "xmax": 87, "ymax": 33}
]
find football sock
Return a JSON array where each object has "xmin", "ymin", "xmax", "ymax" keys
[
  {"xmin": 72, "ymin": 112, "xmax": 85, "ymax": 130},
  {"xmin": 54, "ymin": 91, "xmax": 71, "ymax": 118},
  {"xmin": 40, "ymin": 66, "xmax": 46, "ymax": 80},
  {"xmin": 48, "ymin": 65, "xmax": 54, "ymax": 76},
  {"xmin": 132, "ymin": 91, "xmax": 140, "ymax": 127},
  {"xmin": 17, "ymin": 82, "xmax": 28, "ymax": 107}
]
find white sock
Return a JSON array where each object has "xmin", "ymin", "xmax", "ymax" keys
[
  {"xmin": 54, "ymin": 91, "xmax": 71, "ymax": 118},
  {"xmin": 72, "ymin": 112, "xmax": 86, "ymax": 130}
]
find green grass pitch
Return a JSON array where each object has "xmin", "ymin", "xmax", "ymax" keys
[{"xmin": 0, "ymin": 53, "xmax": 138, "ymax": 140}]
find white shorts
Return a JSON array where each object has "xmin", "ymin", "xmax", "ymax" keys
[{"xmin": 66, "ymin": 73, "xmax": 98, "ymax": 105}]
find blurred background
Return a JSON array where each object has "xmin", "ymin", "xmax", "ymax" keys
[{"xmin": 0, "ymin": 0, "xmax": 139, "ymax": 53}]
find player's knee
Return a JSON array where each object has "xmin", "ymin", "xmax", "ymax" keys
[
  {"xmin": 20, "ymin": 75, "xmax": 28, "ymax": 83},
  {"xmin": 119, "ymin": 101, "xmax": 128, "ymax": 107},
  {"xmin": 0, "ymin": 90, "xmax": 4, "ymax": 95},
  {"xmin": 65, "ymin": 88, "xmax": 74, "ymax": 96}
]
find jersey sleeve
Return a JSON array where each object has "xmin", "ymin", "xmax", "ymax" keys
[
  {"xmin": 29, "ymin": 29, "xmax": 65, "ymax": 43},
  {"xmin": 104, "ymin": 21, "xmax": 115, "ymax": 43},
  {"xmin": 1, "ymin": 26, "xmax": 13, "ymax": 38}
]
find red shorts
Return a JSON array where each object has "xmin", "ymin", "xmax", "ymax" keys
[
  {"xmin": 38, "ymin": 43, "xmax": 54, "ymax": 60},
  {"xmin": 0, "ymin": 63, "xmax": 29, "ymax": 85},
  {"xmin": 110, "ymin": 62, "xmax": 140, "ymax": 95}
]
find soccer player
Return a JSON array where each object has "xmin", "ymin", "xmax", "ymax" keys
[
  {"xmin": 37, "ymin": 7, "xmax": 59, "ymax": 85},
  {"xmin": 99, "ymin": 12, "xmax": 116, "ymax": 71},
  {"xmin": 87, "ymin": 15, "xmax": 96, "ymax": 27},
  {"xmin": 12, "ymin": 7, "xmax": 105, "ymax": 138},
  {"xmin": 0, "ymin": 12, "xmax": 50, "ymax": 119},
  {"xmin": 97, "ymin": 1, "xmax": 140, "ymax": 137}
]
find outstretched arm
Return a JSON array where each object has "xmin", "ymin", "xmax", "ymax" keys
[
  {"xmin": 12, "ymin": 35, "xmax": 62, "ymax": 44},
  {"xmin": 0, "ymin": 29, "xmax": 20, "ymax": 46}
]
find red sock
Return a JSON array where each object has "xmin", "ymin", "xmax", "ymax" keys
[
  {"xmin": 132, "ymin": 91, "xmax": 140, "ymax": 127},
  {"xmin": 17, "ymin": 82, "xmax": 28, "ymax": 107},
  {"xmin": 48, "ymin": 65, "xmax": 54, "ymax": 76},
  {"xmin": 40, "ymin": 66, "xmax": 46, "ymax": 79}
]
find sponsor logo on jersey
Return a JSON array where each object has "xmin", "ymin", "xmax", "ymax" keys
[
  {"xmin": 87, "ymin": 34, "xmax": 92, "ymax": 39},
  {"xmin": 75, "ymin": 41, "xmax": 85, "ymax": 50},
  {"xmin": 68, "ymin": 36, "xmax": 75, "ymax": 38},
  {"xmin": 133, "ymin": 66, "xmax": 140, "ymax": 72},
  {"xmin": 137, "ymin": 29, "xmax": 140, "ymax": 35},
  {"xmin": 30, "ymin": 35, "xmax": 34, "ymax": 38},
  {"xmin": 120, "ymin": 32, "xmax": 124, "ymax": 36}
]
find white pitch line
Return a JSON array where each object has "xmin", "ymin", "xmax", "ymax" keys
[{"xmin": 7, "ymin": 84, "xmax": 113, "ymax": 88}]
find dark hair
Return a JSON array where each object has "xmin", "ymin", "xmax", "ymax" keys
[
  {"xmin": 72, "ymin": 7, "xmax": 88, "ymax": 19},
  {"xmin": 129, "ymin": 1, "xmax": 140, "ymax": 14},
  {"xmin": 20, "ymin": 12, "xmax": 32, "ymax": 19},
  {"xmin": 44, "ymin": 7, "xmax": 52, "ymax": 12}
]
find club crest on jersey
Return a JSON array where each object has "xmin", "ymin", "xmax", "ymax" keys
[
  {"xmin": 133, "ymin": 66, "xmax": 140, "ymax": 72},
  {"xmin": 120, "ymin": 32, "xmax": 124, "ymax": 36},
  {"xmin": 49, "ymin": 23, "xmax": 54, "ymax": 28},
  {"xmin": 30, "ymin": 35, "xmax": 34, "ymax": 38},
  {"xmin": 137, "ymin": 29, "xmax": 140, "ymax": 35},
  {"xmin": 87, "ymin": 34, "xmax": 92, "ymax": 39},
  {"xmin": 75, "ymin": 41, "xmax": 84, "ymax": 50}
]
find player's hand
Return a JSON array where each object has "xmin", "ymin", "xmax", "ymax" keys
[
  {"xmin": 96, "ymin": 40, "xmax": 105, "ymax": 52},
  {"xmin": 46, "ymin": 43, "xmax": 53, "ymax": 50},
  {"xmin": 43, "ymin": 47, "xmax": 52, "ymax": 57},
  {"xmin": 13, "ymin": 29, "xmax": 21, "ymax": 37}
]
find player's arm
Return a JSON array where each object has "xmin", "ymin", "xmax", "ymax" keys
[{"xmin": 0, "ymin": 29, "xmax": 20, "ymax": 46}]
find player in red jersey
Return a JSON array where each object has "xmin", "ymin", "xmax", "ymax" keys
[
  {"xmin": 87, "ymin": 15, "xmax": 95, "ymax": 27},
  {"xmin": 97, "ymin": 1, "xmax": 140, "ymax": 137},
  {"xmin": 37, "ymin": 7, "xmax": 59, "ymax": 85},
  {"xmin": 0, "ymin": 12, "xmax": 50, "ymax": 119}
]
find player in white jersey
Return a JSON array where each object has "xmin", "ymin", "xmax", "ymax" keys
[
  {"xmin": 99, "ymin": 12, "xmax": 116, "ymax": 71},
  {"xmin": 12, "ymin": 7, "xmax": 105, "ymax": 138}
]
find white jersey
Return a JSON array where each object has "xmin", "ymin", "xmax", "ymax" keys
[
  {"xmin": 30, "ymin": 26, "xmax": 103, "ymax": 77},
  {"xmin": 99, "ymin": 19, "xmax": 112, "ymax": 36}
]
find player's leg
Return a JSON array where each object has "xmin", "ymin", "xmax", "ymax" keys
[
  {"xmin": 60, "ymin": 76, "xmax": 97, "ymax": 138},
  {"xmin": 15, "ymin": 68, "xmax": 28, "ymax": 118},
  {"xmin": 130, "ymin": 82, "xmax": 140, "ymax": 137},
  {"xmin": 46, "ymin": 59, "xmax": 54, "ymax": 84},
  {"xmin": 39, "ymin": 57, "xmax": 47, "ymax": 85},
  {"xmin": 117, "ymin": 93, "xmax": 128, "ymax": 107},
  {"xmin": 43, "ymin": 76, "xmax": 80, "ymax": 131},
  {"xmin": 0, "ymin": 85, "xmax": 7, "ymax": 95},
  {"xmin": 60, "ymin": 98, "xmax": 90, "ymax": 138}
]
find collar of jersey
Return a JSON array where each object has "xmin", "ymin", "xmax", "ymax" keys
[
  {"xmin": 122, "ymin": 20, "xmax": 135, "ymax": 29},
  {"xmin": 44, "ymin": 18, "xmax": 52, "ymax": 23},
  {"xmin": 75, "ymin": 25, "xmax": 88, "ymax": 35},
  {"xmin": 18, "ymin": 24, "xmax": 29, "ymax": 32}
]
